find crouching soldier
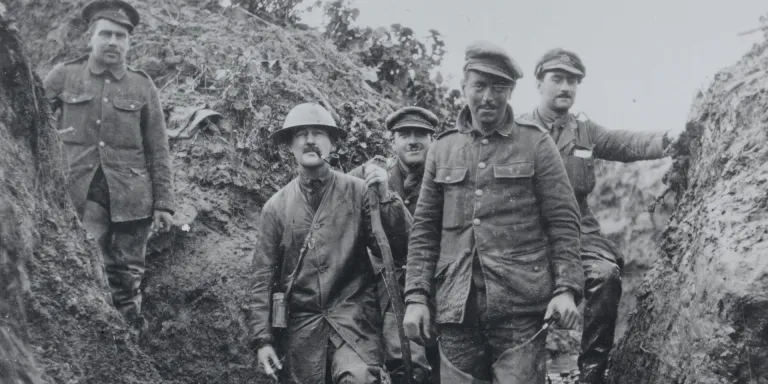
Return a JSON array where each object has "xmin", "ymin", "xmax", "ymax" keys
[
  {"xmin": 518, "ymin": 48, "xmax": 675, "ymax": 384},
  {"xmin": 402, "ymin": 41, "xmax": 584, "ymax": 384},
  {"xmin": 349, "ymin": 107, "xmax": 439, "ymax": 383},
  {"xmin": 246, "ymin": 103, "xmax": 412, "ymax": 383},
  {"xmin": 43, "ymin": 0, "xmax": 174, "ymax": 334}
]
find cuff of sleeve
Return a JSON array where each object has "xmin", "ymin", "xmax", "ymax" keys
[
  {"xmin": 553, "ymin": 284, "xmax": 583, "ymax": 306},
  {"xmin": 249, "ymin": 335, "xmax": 274, "ymax": 353},
  {"xmin": 153, "ymin": 200, "xmax": 175, "ymax": 215},
  {"xmin": 405, "ymin": 290, "xmax": 430, "ymax": 305},
  {"xmin": 379, "ymin": 190, "xmax": 396, "ymax": 205}
]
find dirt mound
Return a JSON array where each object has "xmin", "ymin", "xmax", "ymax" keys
[
  {"xmin": 0, "ymin": 9, "xmax": 174, "ymax": 384},
  {"xmin": 608, "ymin": 29, "xmax": 768, "ymax": 383}
]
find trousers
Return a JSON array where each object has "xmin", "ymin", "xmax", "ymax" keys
[
  {"xmin": 82, "ymin": 199, "xmax": 151, "ymax": 318},
  {"xmin": 578, "ymin": 250, "xmax": 622, "ymax": 383},
  {"xmin": 437, "ymin": 282, "xmax": 547, "ymax": 384}
]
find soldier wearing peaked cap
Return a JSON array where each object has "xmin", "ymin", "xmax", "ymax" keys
[
  {"xmin": 348, "ymin": 106, "xmax": 439, "ymax": 383},
  {"xmin": 402, "ymin": 41, "xmax": 584, "ymax": 383},
  {"xmin": 517, "ymin": 48, "xmax": 677, "ymax": 384},
  {"xmin": 43, "ymin": 0, "xmax": 173, "ymax": 338}
]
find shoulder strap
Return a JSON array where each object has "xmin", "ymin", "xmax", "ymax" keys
[{"xmin": 283, "ymin": 230, "xmax": 314, "ymax": 300}]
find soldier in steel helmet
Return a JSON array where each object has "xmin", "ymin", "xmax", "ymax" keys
[
  {"xmin": 349, "ymin": 106, "xmax": 439, "ymax": 383},
  {"xmin": 42, "ymin": 0, "xmax": 173, "ymax": 336},
  {"xmin": 402, "ymin": 41, "xmax": 584, "ymax": 383},
  {"xmin": 246, "ymin": 103, "xmax": 412, "ymax": 383},
  {"xmin": 517, "ymin": 48, "xmax": 676, "ymax": 384}
]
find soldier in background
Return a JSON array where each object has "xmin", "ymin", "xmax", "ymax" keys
[
  {"xmin": 517, "ymin": 48, "xmax": 675, "ymax": 384},
  {"xmin": 248, "ymin": 103, "xmax": 411, "ymax": 383},
  {"xmin": 43, "ymin": 0, "xmax": 174, "ymax": 336},
  {"xmin": 402, "ymin": 41, "xmax": 584, "ymax": 383},
  {"xmin": 349, "ymin": 106, "xmax": 439, "ymax": 383}
]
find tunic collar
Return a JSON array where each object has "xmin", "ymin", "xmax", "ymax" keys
[
  {"xmin": 87, "ymin": 55, "xmax": 127, "ymax": 80},
  {"xmin": 457, "ymin": 104, "xmax": 515, "ymax": 137}
]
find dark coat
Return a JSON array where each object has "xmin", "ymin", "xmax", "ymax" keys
[
  {"xmin": 518, "ymin": 110, "xmax": 665, "ymax": 261},
  {"xmin": 43, "ymin": 55, "xmax": 174, "ymax": 221},
  {"xmin": 247, "ymin": 170, "xmax": 411, "ymax": 383},
  {"xmin": 405, "ymin": 105, "xmax": 584, "ymax": 324}
]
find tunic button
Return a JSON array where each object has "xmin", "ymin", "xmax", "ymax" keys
[
  {"xmin": 475, "ymin": 189, "xmax": 483, "ymax": 197},
  {"xmin": 71, "ymin": 98, "xmax": 77, "ymax": 102},
  {"xmin": 98, "ymin": 141, "xmax": 105, "ymax": 147},
  {"xmin": 445, "ymin": 176, "xmax": 451, "ymax": 181},
  {"xmin": 130, "ymin": 104, "xmax": 135, "ymax": 108},
  {"xmin": 404, "ymin": 199, "xmax": 410, "ymax": 205},
  {"xmin": 105, "ymin": 79, "xmax": 111, "ymax": 84},
  {"xmin": 473, "ymin": 218, "xmax": 481, "ymax": 226},
  {"xmin": 103, "ymin": 97, "xmax": 108, "ymax": 103},
  {"xmin": 478, "ymin": 162, "xmax": 486, "ymax": 169},
  {"xmin": 481, "ymin": 139, "xmax": 489, "ymax": 145},
  {"xmin": 95, "ymin": 119, "xmax": 101, "ymax": 125},
  {"xmin": 533, "ymin": 266, "xmax": 541, "ymax": 272},
  {"xmin": 313, "ymin": 223, "xmax": 320, "ymax": 229}
]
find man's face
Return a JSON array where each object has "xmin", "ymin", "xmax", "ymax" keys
[
  {"xmin": 391, "ymin": 127, "xmax": 433, "ymax": 167},
  {"xmin": 462, "ymin": 70, "xmax": 515, "ymax": 127},
  {"xmin": 88, "ymin": 19, "xmax": 130, "ymax": 66},
  {"xmin": 290, "ymin": 126, "xmax": 334, "ymax": 168},
  {"xmin": 537, "ymin": 70, "xmax": 581, "ymax": 112}
]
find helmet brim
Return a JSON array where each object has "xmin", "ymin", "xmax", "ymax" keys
[{"xmin": 269, "ymin": 125, "xmax": 348, "ymax": 144}]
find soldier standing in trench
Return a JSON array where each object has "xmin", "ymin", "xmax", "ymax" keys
[
  {"xmin": 247, "ymin": 102, "xmax": 411, "ymax": 383},
  {"xmin": 517, "ymin": 48, "xmax": 675, "ymax": 384},
  {"xmin": 43, "ymin": 0, "xmax": 174, "ymax": 336},
  {"xmin": 349, "ymin": 106, "xmax": 440, "ymax": 384},
  {"xmin": 401, "ymin": 41, "xmax": 584, "ymax": 383}
]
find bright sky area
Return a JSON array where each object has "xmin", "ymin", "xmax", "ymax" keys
[{"xmin": 297, "ymin": 0, "xmax": 766, "ymax": 133}]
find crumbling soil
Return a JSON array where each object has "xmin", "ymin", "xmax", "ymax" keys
[{"xmin": 608, "ymin": 30, "xmax": 768, "ymax": 384}]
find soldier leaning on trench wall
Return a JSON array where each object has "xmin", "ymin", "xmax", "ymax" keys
[
  {"xmin": 517, "ymin": 48, "xmax": 679, "ymax": 384},
  {"xmin": 42, "ymin": 0, "xmax": 174, "ymax": 338}
]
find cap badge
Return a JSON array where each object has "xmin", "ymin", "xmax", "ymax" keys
[{"xmin": 559, "ymin": 54, "xmax": 572, "ymax": 64}]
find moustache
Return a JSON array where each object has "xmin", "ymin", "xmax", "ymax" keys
[
  {"xmin": 302, "ymin": 144, "xmax": 322, "ymax": 155},
  {"xmin": 556, "ymin": 93, "xmax": 572, "ymax": 99},
  {"xmin": 405, "ymin": 144, "xmax": 424, "ymax": 152}
]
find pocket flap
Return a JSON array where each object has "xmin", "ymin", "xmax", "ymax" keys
[
  {"xmin": 494, "ymin": 162, "xmax": 534, "ymax": 178},
  {"xmin": 60, "ymin": 91, "xmax": 93, "ymax": 104},
  {"xmin": 113, "ymin": 98, "xmax": 145, "ymax": 111},
  {"xmin": 435, "ymin": 167, "xmax": 467, "ymax": 184}
]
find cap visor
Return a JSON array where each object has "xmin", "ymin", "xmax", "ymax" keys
[
  {"xmin": 465, "ymin": 63, "xmax": 515, "ymax": 82},
  {"xmin": 391, "ymin": 122, "xmax": 436, "ymax": 132},
  {"xmin": 542, "ymin": 63, "xmax": 584, "ymax": 77}
]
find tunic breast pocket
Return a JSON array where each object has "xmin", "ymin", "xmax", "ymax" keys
[
  {"xmin": 563, "ymin": 147, "xmax": 596, "ymax": 195},
  {"xmin": 58, "ymin": 91, "xmax": 94, "ymax": 143},
  {"xmin": 493, "ymin": 162, "xmax": 535, "ymax": 201},
  {"xmin": 112, "ymin": 97, "xmax": 146, "ymax": 148},
  {"xmin": 434, "ymin": 167, "xmax": 468, "ymax": 229}
]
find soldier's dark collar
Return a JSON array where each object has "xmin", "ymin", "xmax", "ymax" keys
[
  {"xmin": 87, "ymin": 55, "xmax": 127, "ymax": 80},
  {"xmin": 298, "ymin": 161, "xmax": 332, "ymax": 188},
  {"xmin": 457, "ymin": 105, "xmax": 515, "ymax": 137},
  {"xmin": 396, "ymin": 156, "xmax": 424, "ymax": 177},
  {"xmin": 533, "ymin": 107, "xmax": 577, "ymax": 131}
]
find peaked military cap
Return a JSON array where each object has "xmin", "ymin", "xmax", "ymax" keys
[
  {"xmin": 464, "ymin": 41, "xmax": 523, "ymax": 82},
  {"xmin": 82, "ymin": 0, "xmax": 140, "ymax": 33},
  {"xmin": 385, "ymin": 106, "xmax": 439, "ymax": 133},
  {"xmin": 534, "ymin": 48, "xmax": 586, "ymax": 79}
]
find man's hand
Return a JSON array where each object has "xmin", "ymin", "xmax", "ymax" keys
[
  {"xmin": 257, "ymin": 345, "xmax": 282, "ymax": 381},
  {"xmin": 545, "ymin": 291, "xmax": 579, "ymax": 329},
  {"xmin": 152, "ymin": 210, "xmax": 174, "ymax": 232},
  {"xmin": 363, "ymin": 163, "xmax": 390, "ymax": 199},
  {"xmin": 403, "ymin": 303, "xmax": 433, "ymax": 346}
]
